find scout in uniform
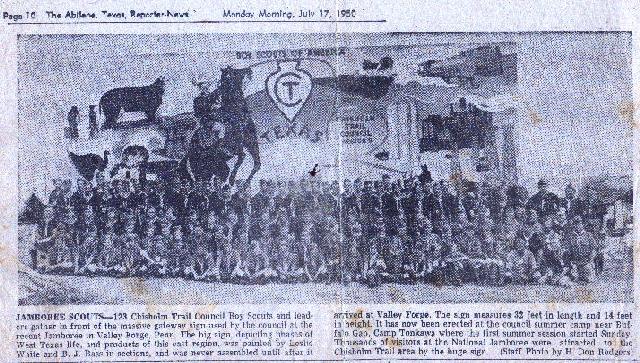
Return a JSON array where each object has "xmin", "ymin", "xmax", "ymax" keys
[
  {"xmin": 504, "ymin": 232, "xmax": 540, "ymax": 284},
  {"xmin": 168, "ymin": 224, "xmax": 186, "ymax": 277},
  {"xmin": 566, "ymin": 217, "xmax": 597, "ymax": 283},
  {"xmin": 185, "ymin": 224, "xmax": 210, "ymax": 281},
  {"xmin": 537, "ymin": 216, "xmax": 570, "ymax": 286},
  {"xmin": 415, "ymin": 216, "xmax": 442, "ymax": 280},
  {"xmin": 321, "ymin": 216, "xmax": 341, "ymax": 282},
  {"xmin": 365, "ymin": 218, "xmax": 388, "ymax": 287},
  {"xmin": 121, "ymin": 214, "xmax": 147, "ymax": 275},
  {"xmin": 275, "ymin": 221, "xmax": 296, "ymax": 282},
  {"xmin": 232, "ymin": 216, "xmax": 251, "ymax": 277},
  {"xmin": 441, "ymin": 241, "xmax": 467, "ymax": 286},
  {"xmin": 34, "ymin": 210, "xmax": 75, "ymax": 274},
  {"xmin": 203, "ymin": 213, "xmax": 221, "ymax": 281},
  {"xmin": 526, "ymin": 179, "xmax": 560, "ymax": 218},
  {"xmin": 304, "ymin": 228, "xmax": 327, "ymax": 283},
  {"xmin": 343, "ymin": 221, "xmax": 364, "ymax": 282},
  {"xmin": 244, "ymin": 233, "xmax": 271, "ymax": 283},
  {"xmin": 77, "ymin": 213, "xmax": 99, "ymax": 274}
]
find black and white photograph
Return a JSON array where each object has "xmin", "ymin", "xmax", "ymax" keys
[{"xmin": 17, "ymin": 33, "xmax": 633, "ymax": 305}]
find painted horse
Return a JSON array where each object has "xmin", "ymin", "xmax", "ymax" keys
[{"xmin": 177, "ymin": 67, "xmax": 261, "ymax": 188}]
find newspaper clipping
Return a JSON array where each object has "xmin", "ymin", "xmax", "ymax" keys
[{"xmin": 0, "ymin": 0, "xmax": 638, "ymax": 361}]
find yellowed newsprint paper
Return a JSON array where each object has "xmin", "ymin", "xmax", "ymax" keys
[{"xmin": 0, "ymin": 0, "xmax": 638, "ymax": 361}]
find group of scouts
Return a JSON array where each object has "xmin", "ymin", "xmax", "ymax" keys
[{"xmin": 32, "ymin": 171, "xmax": 612, "ymax": 287}]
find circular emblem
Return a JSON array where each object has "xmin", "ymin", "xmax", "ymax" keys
[
  {"xmin": 274, "ymin": 72, "xmax": 305, "ymax": 107},
  {"xmin": 266, "ymin": 61, "xmax": 313, "ymax": 122}
]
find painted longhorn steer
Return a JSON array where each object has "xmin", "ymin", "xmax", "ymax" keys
[{"xmin": 100, "ymin": 77, "xmax": 165, "ymax": 129}]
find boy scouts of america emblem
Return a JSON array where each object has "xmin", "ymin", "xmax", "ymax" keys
[{"xmin": 266, "ymin": 61, "xmax": 313, "ymax": 122}]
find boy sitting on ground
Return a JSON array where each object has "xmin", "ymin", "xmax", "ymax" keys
[{"xmin": 504, "ymin": 232, "xmax": 540, "ymax": 284}]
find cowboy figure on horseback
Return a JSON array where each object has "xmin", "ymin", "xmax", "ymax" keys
[
  {"xmin": 192, "ymin": 78, "xmax": 227, "ymax": 151},
  {"xmin": 193, "ymin": 79, "xmax": 220, "ymax": 125},
  {"xmin": 181, "ymin": 66, "xmax": 261, "ymax": 188}
]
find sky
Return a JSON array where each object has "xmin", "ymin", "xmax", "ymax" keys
[{"xmin": 17, "ymin": 33, "xmax": 632, "ymax": 203}]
